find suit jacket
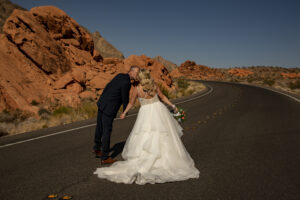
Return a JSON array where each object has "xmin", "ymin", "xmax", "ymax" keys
[{"xmin": 96, "ymin": 73, "xmax": 131, "ymax": 118}]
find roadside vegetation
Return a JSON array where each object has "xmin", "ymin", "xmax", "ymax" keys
[
  {"xmin": 0, "ymin": 77, "xmax": 206, "ymax": 136},
  {"xmin": 225, "ymin": 66, "xmax": 300, "ymax": 95}
]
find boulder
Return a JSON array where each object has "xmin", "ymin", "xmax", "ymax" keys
[
  {"xmin": 66, "ymin": 82, "xmax": 83, "ymax": 93},
  {"xmin": 89, "ymin": 73, "xmax": 111, "ymax": 89},
  {"xmin": 53, "ymin": 73, "xmax": 73, "ymax": 89},
  {"xmin": 79, "ymin": 91, "xmax": 97, "ymax": 100}
]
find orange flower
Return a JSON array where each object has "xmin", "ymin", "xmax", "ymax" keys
[{"xmin": 182, "ymin": 117, "xmax": 184, "ymax": 119}]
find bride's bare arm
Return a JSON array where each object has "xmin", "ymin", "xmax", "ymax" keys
[
  {"xmin": 155, "ymin": 84, "xmax": 177, "ymax": 110},
  {"xmin": 121, "ymin": 86, "xmax": 138, "ymax": 117}
]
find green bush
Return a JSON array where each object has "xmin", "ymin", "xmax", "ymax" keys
[
  {"xmin": 247, "ymin": 77, "xmax": 255, "ymax": 83},
  {"xmin": 288, "ymin": 80, "xmax": 300, "ymax": 90},
  {"xmin": 177, "ymin": 77, "xmax": 190, "ymax": 89},
  {"xmin": 52, "ymin": 106, "xmax": 73, "ymax": 116},
  {"xmin": 263, "ymin": 78, "xmax": 275, "ymax": 86},
  {"xmin": 31, "ymin": 100, "xmax": 39, "ymax": 106}
]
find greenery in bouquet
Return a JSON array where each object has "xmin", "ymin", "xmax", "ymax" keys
[{"xmin": 172, "ymin": 106, "xmax": 185, "ymax": 123}]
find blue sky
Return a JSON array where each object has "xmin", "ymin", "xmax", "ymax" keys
[{"xmin": 11, "ymin": 0, "xmax": 300, "ymax": 68}]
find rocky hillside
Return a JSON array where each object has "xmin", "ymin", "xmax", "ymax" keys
[
  {"xmin": 171, "ymin": 60, "xmax": 300, "ymax": 95},
  {"xmin": 170, "ymin": 60, "xmax": 226, "ymax": 80},
  {"xmin": 0, "ymin": 6, "xmax": 174, "ymax": 117},
  {"xmin": 153, "ymin": 56, "xmax": 178, "ymax": 72},
  {"xmin": 0, "ymin": 0, "xmax": 25, "ymax": 33},
  {"xmin": 92, "ymin": 31, "xmax": 124, "ymax": 59}
]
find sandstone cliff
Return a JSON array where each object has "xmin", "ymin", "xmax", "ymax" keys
[{"xmin": 0, "ymin": 6, "xmax": 174, "ymax": 117}]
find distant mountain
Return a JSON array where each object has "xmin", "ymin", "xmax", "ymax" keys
[
  {"xmin": 92, "ymin": 31, "xmax": 124, "ymax": 59},
  {"xmin": 153, "ymin": 56, "xmax": 178, "ymax": 72},
  {"xmin": 0, "ymin": 0, "xmax": 26, "ymax": 33}
]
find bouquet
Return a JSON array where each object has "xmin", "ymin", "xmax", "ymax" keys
[{"xmin": 171, "ymin": 106, "xmax": 185, "ymax": 123}]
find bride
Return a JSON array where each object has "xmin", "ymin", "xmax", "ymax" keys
[{"xmin": 93, "ymin": 68, "xmax": 200, "ymax": 185}]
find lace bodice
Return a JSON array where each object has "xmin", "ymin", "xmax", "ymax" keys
[{"xmin": 138, "ymin": 94, "xmax": 160, "ymax": 106}]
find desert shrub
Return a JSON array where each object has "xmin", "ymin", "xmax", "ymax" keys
[
  {"xmin": 177, "ymin": 77, "xmax": 190, "ymax": 89},
  {"xmin": 288, "ymin": 80, "xmax": 300, "ymax": 89},
  {"xmin": 52, "ymin": 106, "xmax": 73, "ymax": 116},
  {"xmin": 42, "ymin": 124, "xmax": 48, "ymax": 129},
  {"xmin": 11, "ymin": 109, "xmax": 32, "ymax": 122},
  {"xmin": 0, "ymin": 109, "xmax": 32, "ymax": 125},
  {"xmin": 30, "ymin": 100, "xmax": 39, "ymax": 106},
  {"xmin": 230, "ymin": 78, "xmax": 239, "ymax": 82},
  {"xmin": 158, "ymin": 83, "xmax": 171, "ymax": 99},
  {"xmin": 38, "ymin": 108, "xmax": 51, "ymax": 119},
  {"xmin": 247, "ymin": 77, "xmax": 255, "ymax": 83},
  {"xmin": 184, "ymin": 89, "xmax": 194, "ymax": 96},
  {"xmin": 263, "ymin": 78, "xmax": 275, "ymax": 86},
  {"xmin": 38, "ymin": 108, "xmax": 50, "ymax": 116},
  {"xmin": 0, "ymin": 111, "xmax": 15, "ymax": 123},
  {"xmin": 0, "ymin": 127, "xmax": 8, "ymax": 137},
  {"xmin": 77, "ymin": 101, "xmax": 97, "ymax": 118}
]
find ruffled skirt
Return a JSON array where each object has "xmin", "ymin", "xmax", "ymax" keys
[{"xmin": 93, "ymin": 101, "xmax": 200, "ymax": 185}]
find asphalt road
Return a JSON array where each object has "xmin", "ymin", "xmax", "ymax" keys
[{"xmin": 0, "ymin": 80, "xmax": 299, "ymax": 200}]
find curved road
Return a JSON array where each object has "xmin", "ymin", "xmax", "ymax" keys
[{"xmin": 0, "ymin": 81, "xmax": 299, "ymax": 200}]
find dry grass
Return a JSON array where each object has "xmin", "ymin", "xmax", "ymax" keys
[
  {"xmin": 171, "ymin": 77, "xmax": 206, "ymax": 98},
  {"xmin": 0, "ymin": 99, "xmax": 98, "ymax": 136}
]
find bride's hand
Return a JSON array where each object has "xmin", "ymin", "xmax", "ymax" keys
[
  {"xmin": 174, "ymin": 107, "xmax": 178, "ymax": 113},
  {"xmin": 120, "ymin": 113, "xmax": 126, "ymax": 119}
]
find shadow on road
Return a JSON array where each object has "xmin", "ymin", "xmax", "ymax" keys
[{"xmin": 110, "ymin": 141, "xmax": 125, "ymax": 158}]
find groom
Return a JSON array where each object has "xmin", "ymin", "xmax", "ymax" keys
[{"xmin": 93, "ymin": 65, "xmax": 140, "ymax": 164}]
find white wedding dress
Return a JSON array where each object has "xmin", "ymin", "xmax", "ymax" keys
[{"xmin": 93, "ymin": 90, "xmax": 200, "ymax": 185}]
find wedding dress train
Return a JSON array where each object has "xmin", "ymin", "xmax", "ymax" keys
[{"xmin": 93, "ymin": 93, "xmax": 200, "ymax": 185}]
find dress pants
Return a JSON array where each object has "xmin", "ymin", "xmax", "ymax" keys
[{"xmin": 94, "ymin": 108, "xmax": 114, "ymax": 160}]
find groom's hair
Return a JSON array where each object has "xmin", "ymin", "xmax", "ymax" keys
[{"xmin": 129, "ymin": 65, "xmax": 140, "ymax": 72}]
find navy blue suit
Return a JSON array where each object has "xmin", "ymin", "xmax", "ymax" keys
[{"xmin": 94, "ymin": 73, "xmax": 131, "ymax": 159}]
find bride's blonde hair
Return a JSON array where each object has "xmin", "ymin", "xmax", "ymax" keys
[{"xmin": 137, "ymin": 68, "xmax": 157, "ymax": 96}]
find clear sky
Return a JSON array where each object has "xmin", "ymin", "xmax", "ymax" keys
[{"xmin": 11, "ymin": 0, "xmax": 300, "ymax": 68}]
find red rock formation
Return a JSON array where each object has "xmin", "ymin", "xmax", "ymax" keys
[
  {"xmin": 124, "ymin": 54, "xmax": 174, "ymax": 90},
  {"xmin": 280, "ymin": 72, "xmax": 300, "ymax": 79},
  {"xmin": 228, "ymin": 68, "xmax": 253, "ymax": 77},
  {"xmin": 170, "ymin": 60, "xmax": 225, "ymax": 80},
  {"xmin": 0, "ymin": 6, "xmax": 174, "ymax": 117},
  {"xmin": 0, "ymin": 6, "xmax": 103, "ymax": 115}
]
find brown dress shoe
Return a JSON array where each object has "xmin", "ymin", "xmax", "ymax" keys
[
  {"xmin": 94, "ymin": 150, "xmax": 103, "ymax": 157},
  {"xmin": 101, "ymin": 157, "xmax": 117, "ymax": 164}
]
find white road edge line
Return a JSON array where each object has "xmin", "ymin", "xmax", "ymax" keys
[
  {"xmin": 0, "ymin": 84, "xmax": 213, "ymax": 149},
  {"xmin": 238, "ymin": 82, "xmax": 300, "ymax": 103}
]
